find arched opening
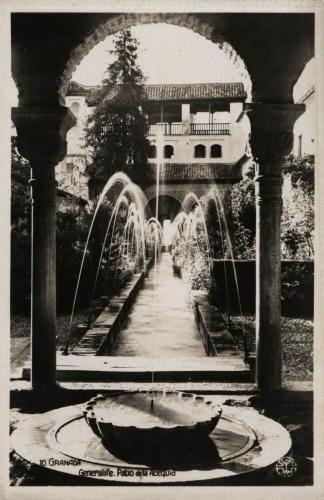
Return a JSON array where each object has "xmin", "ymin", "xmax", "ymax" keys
[
  {"xmin": 148, "ymin": 144, "xmax": 157, "ymax": 158},
  {"xmin": 71, "ymin": 101, "xmax": 80, "ymax": 117},
  {"xmin": 210, "ymin": 144, "xmax": 222, "ymax": 158},
  {"xmin": 10, "ymin": 8, "xmax": 316, "ymax": 411},
  {"xmin": 147, "ymin": 194, "xmax": 182, "ymax": 223},
  {"xmin": 12, "ymin": 20, "xmax": 254, "ymax": 372},
  {"xmin": 194, "ymin": 144, "xmax": 206, "ymax": 158},
  {"xmin": 164, "ymin": 145, "xmax": 174, "ymax": 159},
  {"xmin": 147, "ymin": 194, "xmax": 182, "ymax": 248},
  {"xmin": 59, "ymin": 14, "xmax": 252, "ymax": 102}
]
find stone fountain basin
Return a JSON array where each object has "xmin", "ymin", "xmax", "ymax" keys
[{"xmin": 83, "ymin": 391, "xmax": 222, "ymax": 454}]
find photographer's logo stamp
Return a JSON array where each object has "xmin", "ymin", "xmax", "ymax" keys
[{"xmin": 275, "ymin": 456, "xmax": 297, "ymax": 478}]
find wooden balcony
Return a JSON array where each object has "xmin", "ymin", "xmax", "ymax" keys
[
  {"xmin": 148, "ymin": 123, "xmax": 183, "ymax": 135},
  {"xmin": 190, "ymin": 123, "xmax": 230, "ymax": 135},
  {"xmin": 148, "ymin": 122, "xmax": 231, "ymax": 136}
]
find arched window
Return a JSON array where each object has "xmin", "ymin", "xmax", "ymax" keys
[
  {"xmin": 210, "ymin": 144, "xmax": 222, "ymax": 158},
  {"xmin": 164, "ymin": 145, "xmax": 174, "ymax": 159},
  {"xmin": 148, "ymin": 145, "xmax": 157, "ymax": 158},
  {"xmin": 194, "ymin": 144, "xmax": 206, "ymax": 158}
]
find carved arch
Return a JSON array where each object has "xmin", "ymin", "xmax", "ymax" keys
[{"xmin": 59, "ymin": 13, "xmax": 252, "ymax": 105}]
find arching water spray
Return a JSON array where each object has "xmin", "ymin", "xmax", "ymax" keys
[
  {"xmin": 64, "ymin": 172, "xmax": 146, "ymax": 354},
  {"xmin": 206, "ymin": 185, "xmax": 249, "ymax": 360},
  {"xmin": 206, "ymin": 196, "xmax": 231, "ymax": 326},
  {"xmin": 182, "ymin": 192, "xmax": 213, "ymax": 286}
]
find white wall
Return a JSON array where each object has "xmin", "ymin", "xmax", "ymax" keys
[
  {"xmin": 65, "ymin": 96, "xmax": 89, "ymax": 155},
  {"xmin": 56, "ymin": 95, "xmax": 89, "ymax": 198},
  {"xmin": 147, "ymin": 128, "xmax": 247, "ymax": 164},
  {"xmin": 148, "ymin": 103, "xmax": 248, "ymax": 165},
  {"xmin": 293, "ymin": 92, "xmax": 315, "ymax": 156}
]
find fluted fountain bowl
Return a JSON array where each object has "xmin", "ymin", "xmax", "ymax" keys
[{"xmin": 83, "ymin": 391, "xmax": 222, "ymax": 462}]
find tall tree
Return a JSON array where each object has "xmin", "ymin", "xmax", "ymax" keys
[{"xmin": 85, "ymin": 29, "xmax": 151, "ymax": 194}]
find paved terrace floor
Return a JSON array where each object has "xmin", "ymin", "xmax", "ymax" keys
[{"xmin": 110, "ymin": 252, "xmax": 206, "ymax": 358}]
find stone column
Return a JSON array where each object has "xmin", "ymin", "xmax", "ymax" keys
[
  {"xmin": 247, "ymin": 103, "xmax": 304, "ymax": 391},
  {"xmin": 12, "ymin": 107, "xmax": 76, "ymax": 392}
]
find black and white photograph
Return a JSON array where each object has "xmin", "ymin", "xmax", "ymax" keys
[{"xmin": 2, "ymin": 0, "xmax": 324, "ymax": 497}]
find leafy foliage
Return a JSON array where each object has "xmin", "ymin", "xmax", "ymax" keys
[
  {"xmin": 231, "ymin": 166, "xmax": 256, "ymax": 259},
  {"xmin": 281, "ymin": 155, "xmax": 314, "ymax": 259},
  {"xmin": 11, "ymin": 139, "xmax": 89, "ymax": 311},
  {"xmin": 281, "ymin": 262, "xmax": 314, "ymax": 317},
  {"xmin": 204, "ymin": 196, "xmax": 229, "ymax": 260},
  {"xmin": 56, "ymin": 207, "xmax": 91, "ymax": 265},
  {"xmin": 85, "ymin": 29, "xmax": 151, "ymax": 190},
  {"xmin": 230, "ymin": 156, "xmax": 314, "ymax": 260},
  {"xmin": 11, "ymin": 134, "xmax": 141, "ymax": 313},
  {"xmin": 282, "ymin": 154, "xmax": 314, "ymax": 196},
  {"xmin": 172, "ymin": 207, "xmax": 211, "ymax": 291}
]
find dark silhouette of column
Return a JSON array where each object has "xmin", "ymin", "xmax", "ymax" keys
[
  {"xmin": 248, "ymin": 103, "xmax": 304, "ymax": 391},
  {"xmin": 12, "ymin": 107, "xmax": 76, "ymax": 392}
]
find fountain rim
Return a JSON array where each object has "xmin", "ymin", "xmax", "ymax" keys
[
  {"xmin": 83, "ymin": 390, "xmax": 222, "ymax": 431},
  {"xmin": 11, "ymin": 402, "xmax": 292, "ymax": 484}
]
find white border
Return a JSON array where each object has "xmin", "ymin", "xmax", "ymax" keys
[{"xmin": 1, "ymin": 1, "xmax": 323, "ymax": 499}]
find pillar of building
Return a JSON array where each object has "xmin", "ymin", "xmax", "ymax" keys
[
  {"xmin": 248, "ymin": 103, "xmax": 304, "ymax": 391},
  {"xmin": 12, "ymin": 107, "xmax": 76, "ymax": 392},
  {"xmin": 181, "ymin": 103, "xmax": 191, "ymax": 135}
]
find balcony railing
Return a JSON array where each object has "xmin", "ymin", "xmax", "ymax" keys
[
  {"xmin": 190, "ymin": 123, "xmax": 230, "ymax": 135},
  {"xmin": 148, "ymin": 122, "xmax": 231, "ymax": 136},
  {"xmin": 148, "ymin": 123, "xmax": 183, "ymax": 136}
]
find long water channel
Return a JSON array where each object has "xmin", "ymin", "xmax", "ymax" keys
[{"xmin": 111, "ymin": 252, "xmax": 205, "ymax": 357}]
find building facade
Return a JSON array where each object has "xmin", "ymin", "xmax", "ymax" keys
[
  {"xmin": 57, "ymin": 81, "xmax": 251, "ymax": 217},
  {"xmin": 293, "ymin": 85, "xmax": 315, "ymax": 156}
]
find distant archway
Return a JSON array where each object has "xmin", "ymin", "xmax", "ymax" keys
[{"xmin": 146, "ymin": 194, "xmax": 182, "ymax": 223}]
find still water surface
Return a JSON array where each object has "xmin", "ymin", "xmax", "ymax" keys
[{"xmin": 111, "ymin": 252, "xmax": 205, "ymax": 357}]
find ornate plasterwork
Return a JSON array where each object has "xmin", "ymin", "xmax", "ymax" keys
[
  {"xmin": 11, "ymin": 107, "xmax": 76, "ymax": 169},
  {"xmin": 245, "ymin": 103, "xmax": 305, "ymax": 176},
  {"xmin": 251, "ymin": 130, "xmax": 295, "ymax": 166},
  {"xmin": 59, "ymin": 13, "xmax": 252, "ymax": 105}
]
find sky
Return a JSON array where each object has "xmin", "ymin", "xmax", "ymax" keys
[{"xmin": 72, "ymin": 24, "xmax": 243, "ymax": 86}]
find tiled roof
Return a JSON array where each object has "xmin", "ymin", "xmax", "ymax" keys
[
  {"xmin": 67, "ymin": 81, "xmax": 246, "ymax": 102},
  {"xmin": 144, "ymin": 83, "xmax": 246, "ymax": 101},
  {"xmin": 147, "ymin": 163, "xmax": 242, "ymax": 182},
  {"xmin": 67, "ymin": 81, "xmax": 98, "ymax": 97}
]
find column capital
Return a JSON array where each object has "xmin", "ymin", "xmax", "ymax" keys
[
  {"xmin": 12, "ymin": 106, "xmax": 76, "ymax": 171},
  {"xmin": 245, "ymin": 103, "xmax": 305, "ymax": 176}
]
